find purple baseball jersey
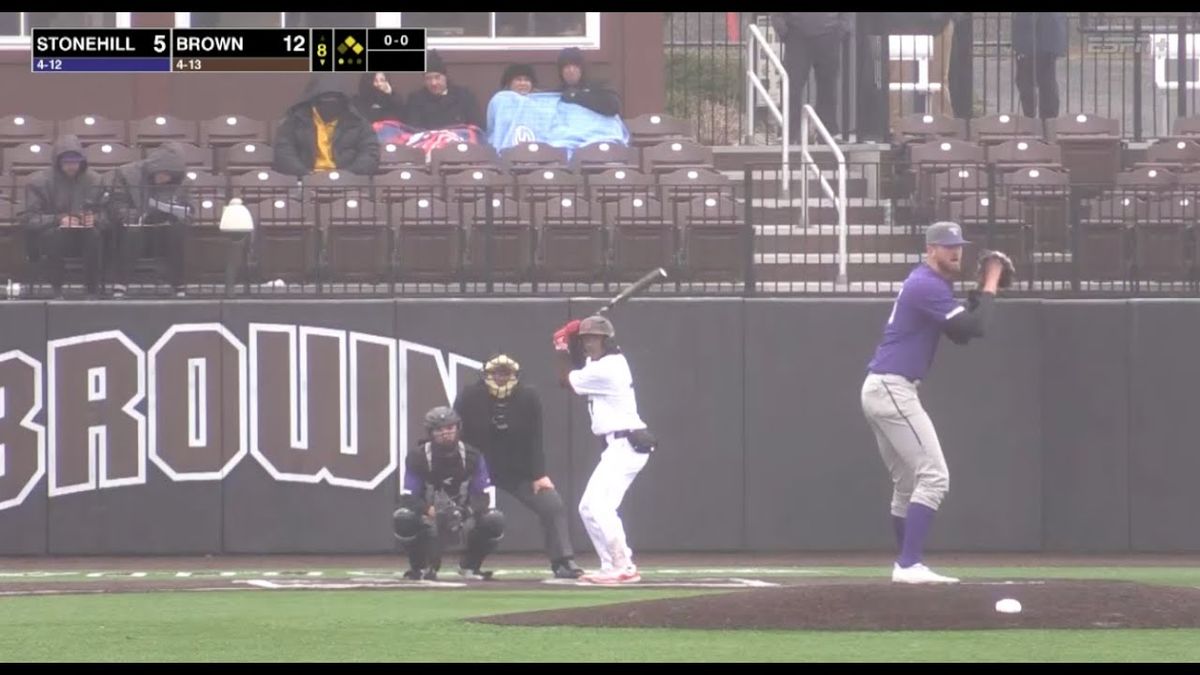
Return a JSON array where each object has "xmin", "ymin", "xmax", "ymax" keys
[{"xmin": 867, "ymin": 264, "xmax": 964, "ymax": 381}]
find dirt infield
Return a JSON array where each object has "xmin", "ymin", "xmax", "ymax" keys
[{"xmin": 481, "ymin": 580, "xmax": 1200, "ymax": 631}]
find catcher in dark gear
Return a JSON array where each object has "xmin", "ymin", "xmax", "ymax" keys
[
  {"xmin": 455, "ymin": 354, "xmax": 584, "ymax": 580},
  {"xmin": 395, "ymin": 405, "xmax": 505, "ymax": 581}
]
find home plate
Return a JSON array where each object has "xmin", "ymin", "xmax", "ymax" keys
[{"xmin": 543, "ymin": 577, "xmax": 779, "ymax": 588}]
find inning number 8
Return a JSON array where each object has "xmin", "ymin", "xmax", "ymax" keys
[{"xmin": 317, "ymin": 44, "xmax": 327, "ymax": 58}]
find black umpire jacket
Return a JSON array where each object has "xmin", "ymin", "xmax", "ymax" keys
[{"xmin": 454, "ymin": 380, "xmax": 546, "ymax": 492}]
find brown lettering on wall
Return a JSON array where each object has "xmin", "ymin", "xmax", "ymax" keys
[
  {"xmin": 48, "ymin": 331, "xmax": 145, "ymax": 496},
  {"xmin": 250, "ymin": 325, "xmax": 396, "ymax": 489},
  {"xmin": 0, "ymin": 352, "xmax": 45, "ymax": 510},
  {"xmin": 148, "ymin": 325, "xmax": 247, "ymax": 481}
]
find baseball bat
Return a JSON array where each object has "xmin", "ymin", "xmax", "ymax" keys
[{"xmin": 597, "ymin": 267, "xmax": 668, "ymax": 315}]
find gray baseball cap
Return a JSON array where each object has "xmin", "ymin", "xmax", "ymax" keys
[{"xmin": 925, "ymin": 221, "xmax": 970, "ymax": 247}]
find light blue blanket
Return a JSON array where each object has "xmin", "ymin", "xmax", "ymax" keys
[{"xmin": 486, "ymin": 91, "xmax": 630, "ymax": 157}]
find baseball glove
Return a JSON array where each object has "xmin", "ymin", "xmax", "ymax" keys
[{"xmin": 978, "ymin": 249, "xmax": 1016, "ymax": 289}]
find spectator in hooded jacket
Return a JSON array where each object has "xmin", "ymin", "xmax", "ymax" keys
[
  {"xmin": 771, "ymin": 12, "xmax": 853, "ymax": 138},
  {"xmin": 353, "ymin": 71, "xmax": 407, "ymax": 123},
  {"xmin": 1012, "ymin": 12, "xmax": 1068, "ymax": 120},
  {"xmin": 500, "ymin": 63, "xmax": 538, "ymax": 96},
  {"xmin": 406, "ymin": 50, "xmax": 485, "ymax": 131},
  {"xmin": 20, "ymin": 134, "xmax": 103, "ymax": 297},
  {"xmin": 274, "ymin": 72, "xmax": 381, "ymax": 177},
  {"xmin": 554, "ymin": 47, "xmax": 621, "ymax": 117}
]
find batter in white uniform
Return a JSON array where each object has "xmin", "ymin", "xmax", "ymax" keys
[{"xmin": 553, "ymin": 314, "xmax": 655, "ymax": 584}]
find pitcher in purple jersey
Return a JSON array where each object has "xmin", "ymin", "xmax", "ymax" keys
[{"xmin": 862, "ymin": 222, "xmax": 1006, "ymax": 584}]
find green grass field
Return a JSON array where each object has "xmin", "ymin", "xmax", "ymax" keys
[{"xmin": 1, "ymin": 566, "xmax": 1199, "ymax": 662}]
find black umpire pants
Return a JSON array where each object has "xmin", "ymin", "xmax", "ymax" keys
[
  {"xmin": 785, "ymin": 32, "xmax": 843, "ymax": 137},
  {"xmin": 1016, "ymin": 52, "xmax": 1060, "ymax": 120},
  {"xmin": 502, "ymin": 482, "xmax": 574, "ymax": 564}
]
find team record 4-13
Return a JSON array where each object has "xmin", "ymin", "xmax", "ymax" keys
[{"xmin": 31, "ymin": 27, "xmax": 427, "ymax": 73}]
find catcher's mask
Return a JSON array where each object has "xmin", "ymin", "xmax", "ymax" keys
[{"xmin": 483, "ymin": 354, "xmax": 520, "ymax": 399}]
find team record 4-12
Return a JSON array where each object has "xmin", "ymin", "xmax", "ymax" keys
[{"xmin": 30, "ymin": 27, "xmax": 427, "ymax": 74}]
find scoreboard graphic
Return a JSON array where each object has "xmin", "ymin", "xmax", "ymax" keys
[{"xmin": 31, "ymin": 28, "xmax": 427, "ymax": 73}]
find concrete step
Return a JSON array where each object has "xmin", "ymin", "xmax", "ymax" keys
[
  {"xmin": 721, "ymin": 172, "xmax": 871, "ymax": 199},
  {"xmin": 748, "ymin": 204, "xmax": 888, "ymax": 226},
  {"xmin": 754, "ymin": 262, "xmax": 916, "ymax": 283},
  {"xmin": 713, "ymin": 143, "xmax": 890, "ymax": 172}
]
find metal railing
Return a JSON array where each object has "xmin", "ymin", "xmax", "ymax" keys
[
  {"xmin": 799, "ymin": 104, "xmax": 849, "ymax": 285},
  {"xmin": 745, "ymin": 22, "xmax": 788, "ymax": 195}
]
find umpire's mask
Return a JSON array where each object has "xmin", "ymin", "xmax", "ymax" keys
[{"xmin": 483, "ymin": 354, "xmax": 520, "ymax": 399}]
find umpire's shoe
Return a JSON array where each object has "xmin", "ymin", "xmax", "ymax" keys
[
  {"xmin": 457, "ymin": 567, "xmax": 495, "ymax": 581},
  {"xmin": 552, "ymin": 558, "xmax": 585, "ymax": 579},
  {"xmin": 402, "ymin": 568, "xmax": 424, "ymax": 581}
]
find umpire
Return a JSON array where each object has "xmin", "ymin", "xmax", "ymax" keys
[{"xmin": 455, "ymin": 354, "xmax": 585, "ymax": 579}]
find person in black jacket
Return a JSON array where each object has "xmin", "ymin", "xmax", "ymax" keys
[
  {"xmin": 555, "ymin": 47, "xmax": 620, "ymax": 117},
  {"xmin": 405, "ymin": 50, "xmax": 485, "ymax": 131},
  {"xmin": 771, "ymin": 12, "xmax": 853, "ymax": 137},
  {"xmin": 454, "ymin": 354, "xmax": 584, "ymax": 579},
  {"xmin": 353, "ymin": 71, "xmax": 406, "ymax": 123},
  {"xmin": 20, "ymin": 134, "xmax": 104, "ymax": 297},
  {"xmin": 273, "ymin": 72, "xmax": 380, "ymax": 177},
  {"xmin": 1012, "ymin": 12, "xmax": 1068, "ymax": 119}
]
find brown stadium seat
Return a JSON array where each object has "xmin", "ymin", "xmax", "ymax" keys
[
  {"xmin": 163, "ymin": 141, "xmax": 215, "ymax": 172},
  {"xmin": 378, "ymin": 141, "xmax": 427, "ymax": 172},
  {"xmin": 302, "ymin": 169, "xmax": 371, "ymax": 204},
  {"xmin": 931, "ymin": 166, "xmax": 988, "ymax": 219},
  {"xmin": 0, "ymin": 198, "xmax": 25, "ymax": 283},
  {"xmin": 4, "ymin": 141, "xmax": 51, "ymax": 176},
  {"xmin": 58, "ymin": 114, "xmax": 128, "ymax": 146},
  {"xmin": 373, "ymin": 168, "xmax": 442, "ymax": 203},
  {"xmin": 1169, "ymin": 115, "xmax": 1200, "ymax": 141},
  {"xmin": 641, "ymin": 140, "xmax": 714, "ymax": 176},
  {"xmin": 677, "ymin": 195, "xmax": 747, "ymax": 282},
  {"xmin": 430, "ymin": 142, "xmax": 500, "ymax": 177},
  {"xmin": 445, "ymin": 168, "xmax": 513, "ymax": 207},
  {"xmin": 587, "ymin": 167, "xmax": 656, "ymax": 205},
  {"xmin": 0, "ymin": 115, "xmax": 54, "ymax": 148},
  {"xmin": 1002, "ymin": 166, "xmax": 1071, "ymax": 251},
  {"xmin": 184, "ymin": 170, "xmax": 229, "ymax": 203},
  {"xmin": 986, "ymin": 139, "xmax": 1063, "ymax": 172},
  {"xmin": 1047, "ymin": 113, "xmax": 1121, "ymax": 188},
  {"xmin": 606, "ymin": 195, "xmax": 677, "ymax": 281},
  {"xmin": 222, "ymin": 142, "xmax": 274, "ymax": 175},
  {"xmin": 910, "ymin": 139, "xmax": 986, "ymax": 212},
  {"xmin": 1114, "ymin": 167, "xmax": 1178, "ymax": 196},
  {"xmin": 463, "ymin": 196, "xmax": 535, "ymax": 282},
  {"xmin": 82, "ymin": 142, "xmax": 139, "ymax": 171},
  {"xmin": 320, "ymin": 197, "xmax": 391, "ymax": 283},
  {"xmin": 657, "ymin": 167, "xmax": 734, "ymax": 204},
  {"xmin": 1078, "ymin": 194, "xmax": 1137, "ymax": 282},
  {"xmin": 1137, "ymin": 195, "xmax": 1195, "ymax": 283},
  {"xmin": 570, "ymin": 141, "xmax": 639, "ymax": 175},
  {"xmin": 250, "ymin": 197, "xmax": 319, "ymax": 283},
  {"xmin": 537, "ymin": 195, "xmax": 605, "ymax": 282},
  {"xmin": 948, "ymin": 195, "xmax": 1032, "ymax": 276},
  {"xmin": 231, "ymin": 169, "xmax": 301, "ymax": 203},
  {"xmin": 516, "ymin": 168, "xmax": 582, "ymax": 203},
  {"xmin": 625, "ymin": 113, "xmax": 693, "ymax": 148},
  {"xmin": 970, "ymin": 113, "xmax": 1043, "ymax": 146},
  {"xmin": 1135, "ymin": 139, "xmax": 1200, "ymax": 172},
  {"xmin": 132, "ymin": 115, "xmax": 200, "ymax": 147},
  {"xmin": 391, "ymin": 196, "xmax": 463, "ymax": 281},
  {"xmin": 182, "ymin": 193, "xmax": 231, "ymax": 285},
  {"xmin": 891, "ymin": 113, "xmax": 966, "ymax": 146},
  {"xmin": 202, "ymin": 115, "xmax": 269, "ymax": 147},
  {"xmin": 500, "ymin": 142, "xmax": 569, "ymax": 175}
]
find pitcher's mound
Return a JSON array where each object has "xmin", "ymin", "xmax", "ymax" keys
[{"xmin": 480, "ymin": 580, "xmax": 1200, "ymax": 631}]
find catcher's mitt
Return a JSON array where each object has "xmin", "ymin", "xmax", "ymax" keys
[{"xmin": 978, "ymin": 249, "xmax": 1015, "ymax": 289}]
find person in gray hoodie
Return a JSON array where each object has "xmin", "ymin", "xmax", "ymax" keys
[
  {"xmin": 102, "ymin": 141, "xmax": 192, "ymax": 297},
  {"xmin": 771, "ymin": 12, "xmax": 853, "ymax": 138},
  {"xmin": 20, "ymin": 134, "xmax": 104, "ymax": 297}
]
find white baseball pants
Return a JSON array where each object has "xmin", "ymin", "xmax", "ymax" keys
[{"xmin": 578, "ymin": 436, "xmax": 649, "ymax": 570}]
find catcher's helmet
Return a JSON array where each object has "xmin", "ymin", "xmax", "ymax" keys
[
  {"xmin": 424, "ymin": 405, "xmax": 461, "ymax": 432},
  {"xmin": 578, "ymin": 315, "xmax": 615, "ymax": 338}
]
